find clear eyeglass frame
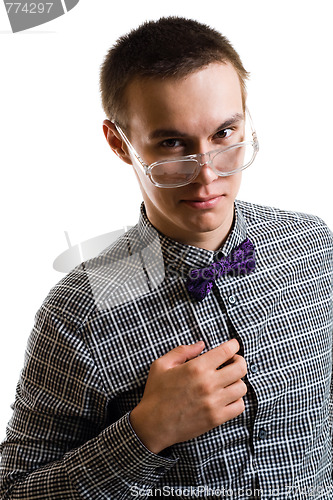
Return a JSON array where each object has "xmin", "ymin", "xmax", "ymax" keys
[{"xmin": 113, "ymin": 108, "xmax": 259, "ymax": 189}]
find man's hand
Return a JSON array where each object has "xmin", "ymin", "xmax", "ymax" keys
[{"xmin": 129, "ymin": 339, "xmax": 247, "ymax": 454}]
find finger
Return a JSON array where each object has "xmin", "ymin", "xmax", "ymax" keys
[
  {"xmin": 217, "ymin": 355, "xmax": 247, "ymax": 386},
  {"xmin": 198, "ymin": 339, "xmax": 239, "ymax": 369},
  {"xmin": 155, "ymin": 341, "xmax": 206, "ymax": 369},
  {"xmin": 220, "ymin": 379, "xmax": 247, "ymax": 407},
  {"xmin": 222, "ymin": 398, "xmax": 246, "ymax": 421}
]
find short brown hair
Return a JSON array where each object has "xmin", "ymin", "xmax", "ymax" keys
[{"xmin": 100, "ymin": 17, "xmax": 249, "ymax": 127}]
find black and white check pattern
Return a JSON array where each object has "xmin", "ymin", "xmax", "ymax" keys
[{"xmin": 0, "ymin": 199, "xmax": 332, "ymax": 499}]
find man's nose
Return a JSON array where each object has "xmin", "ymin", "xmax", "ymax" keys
[{"xmin": 192, "ymin": 153, "xmax": 219, "ymax": 185}]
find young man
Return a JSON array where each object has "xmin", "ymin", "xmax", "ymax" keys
[{"xmin": 0, "ymin": 17, "xmax": 332, "ymax": 500}]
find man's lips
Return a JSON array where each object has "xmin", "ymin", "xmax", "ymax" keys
[
  {"xmin": 181, "ymin": 194, "xmax": 224, "ymax": 209},
  {"xmin": 183, "ymin": 195, "xmax": 223, "ymax": 202}
]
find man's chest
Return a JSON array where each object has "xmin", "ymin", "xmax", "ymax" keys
[{"xmin": 84, "ymin": 253, "xmax": 332, "ymax": 407}]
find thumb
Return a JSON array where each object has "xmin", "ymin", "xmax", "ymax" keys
[{"xmin": 160, "ymin": 341, "xmax": 205, "ymax": 369}]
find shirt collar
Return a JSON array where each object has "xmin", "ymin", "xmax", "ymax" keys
[{"xmin": 137, "ymin": 199, "xmax": 248, "ymax": 279}]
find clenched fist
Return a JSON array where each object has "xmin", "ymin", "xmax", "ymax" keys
[{"xmin": 130, "ymin": 338, "xmax": 247, "ymax": 454}]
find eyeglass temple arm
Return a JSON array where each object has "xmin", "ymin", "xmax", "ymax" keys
[
  {"xmin": 245, "ymin": 107, "xmax": 259, "ymax": 151},
  {"xmin": 112, "ymin": 122, "xmax": 148, "ymax": 171}
]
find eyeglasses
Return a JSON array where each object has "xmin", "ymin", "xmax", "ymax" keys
[{"xmin": 113, "ymin": 108, "xmax": 259, "ymax": 188}]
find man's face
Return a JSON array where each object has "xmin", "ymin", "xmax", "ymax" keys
[{"xmin": 122, "ymin": 62, "xmax": 244, "ymax": 250}]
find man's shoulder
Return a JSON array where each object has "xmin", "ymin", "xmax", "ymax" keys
[
  {"xmin": 237, "ymin": 198, "xmax": 328, "ymax": 226},
  {"xmin": 41, "ymin": 226, "xmax": 140, "ymax": 327},
  {"xmin": 41, "ymin": 223, "xmax": 158, "ymax": 327},
  {"xmin": 237, "ymin": 198, "xmax": 333, "ymax": 246}
]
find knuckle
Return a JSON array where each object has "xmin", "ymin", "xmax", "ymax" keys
[
  {"xmin": 240, "ymin": 380, "xmax": 248, "ymax": 395},
  {"xmin": 236, "ymin": 398, "xmax": 245, "ymax": 413},
  {"xmin": 197, "ymin": 378, "xmax": 211, "ymax": 396},
  {"xmin": 238, "ymin": 356, "xmax": 248, "ymax": 375},
  {"xmin": 184, "ymin": 359, "xmax": 205, "ymax": 380},
  {"xmin": 150, "ymin": 356, "xmax": 164, "ymax": 372},
  {"xmin": 221, "ymin": 343, "xmax": 233, "ymax": 360},
  {"xmin": 232, "ymin": 354, "xmax": 247, "ymax": 376},
  {"xmin": 149, "ymin": 358, "xmax": 159, "ymax": 372},
  {"xmin": 228, "ymin": 399, "xmax": 245, "ymax": 419},
  {"xmin": 223, "ymin": 398, "xmax": 245, "ymax": 423},
  {"xmin": 188, "ymin": 361, "xmax": 203, "ymax": 377},
  {"xmin": 175, "ymin": 344, "xmax": 187, "ymax": 353}
]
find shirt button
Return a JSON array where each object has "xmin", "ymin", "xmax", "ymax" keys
[
  {"xmin": 216, "ymin": 251, "xmax": 224, "ymax": 261},
  {"xmin": 155, "ymin": 466, "xmax": 166, "ymax": 474},
  {"xmin": 250, "ymin": 364, "xmax": 258, "ymax": 374},
  {"xmin": 258, "ymin": 429, "xmax": 267, "ymax": 440},
  {"xmin": 228, "ymin": 295, "xmax": 236, "ymax": 305}
]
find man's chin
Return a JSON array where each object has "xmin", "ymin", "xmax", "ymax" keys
[{"xmin": 181, "ymin": 211, "xmax": 231, "ymax": 234}]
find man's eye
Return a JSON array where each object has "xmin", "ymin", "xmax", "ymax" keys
[
  {"xmin": 214, "ymin": 128, "xmax": 233, "ymax": 140},
  {"xmin": 160, "ymin": 139, "xmax": 183, "ymax": 148}
]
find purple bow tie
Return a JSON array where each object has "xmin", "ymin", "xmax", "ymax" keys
[{"xmin": 185, "ymin": 238, "xmax": 255, "ymax": 302}]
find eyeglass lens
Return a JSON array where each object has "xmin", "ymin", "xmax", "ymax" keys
[{"xmin": 150, "ymin": 143, "xmax": 254, "ymax": 187}]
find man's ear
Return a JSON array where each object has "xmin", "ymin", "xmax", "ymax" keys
[{"xmin": 102, "ymin": 119, "xmax": 132, "ymax": 166}]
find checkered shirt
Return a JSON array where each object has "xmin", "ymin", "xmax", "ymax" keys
[{"xmin": 0, "ymin": 199, "xmax": 332, "ymax": 499}]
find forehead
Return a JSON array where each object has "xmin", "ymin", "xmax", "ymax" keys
[{"xmin": 125, "ymin": 62, "xmax": 243, "ymax": 138}]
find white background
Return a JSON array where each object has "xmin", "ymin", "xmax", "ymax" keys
[{"xmin": 0, "ymin": 0, "xmax": 332, "ymax": 438}]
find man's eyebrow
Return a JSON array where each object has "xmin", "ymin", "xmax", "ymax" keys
[
  {"xmin": 212, "ymin": 113, "xmax": 244, "ymax": 134},
  {"xmin": 148, "ymin": 113, "xmax": 244, "ymax": 140},
  {"xmin": 148, "ymin": 128, "xmax": 188, "ymax": 140}
]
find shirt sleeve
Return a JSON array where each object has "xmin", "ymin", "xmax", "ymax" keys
[{"xmin": 0, "ymin": 300, "xmax": 178, "ymax": 499}]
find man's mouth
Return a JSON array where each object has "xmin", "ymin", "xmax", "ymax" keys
[{"xmin": 181, "ymin": 194, "xmax": 224, "ymax": 209}]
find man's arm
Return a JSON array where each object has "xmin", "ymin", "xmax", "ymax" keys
[
  {"xmin": 0, "ymin": 306, "xmax": 177, "ymax": 500},
  {"xmin": 0, "ymin": 295, "xmax": 247, "ymax": 499}
]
